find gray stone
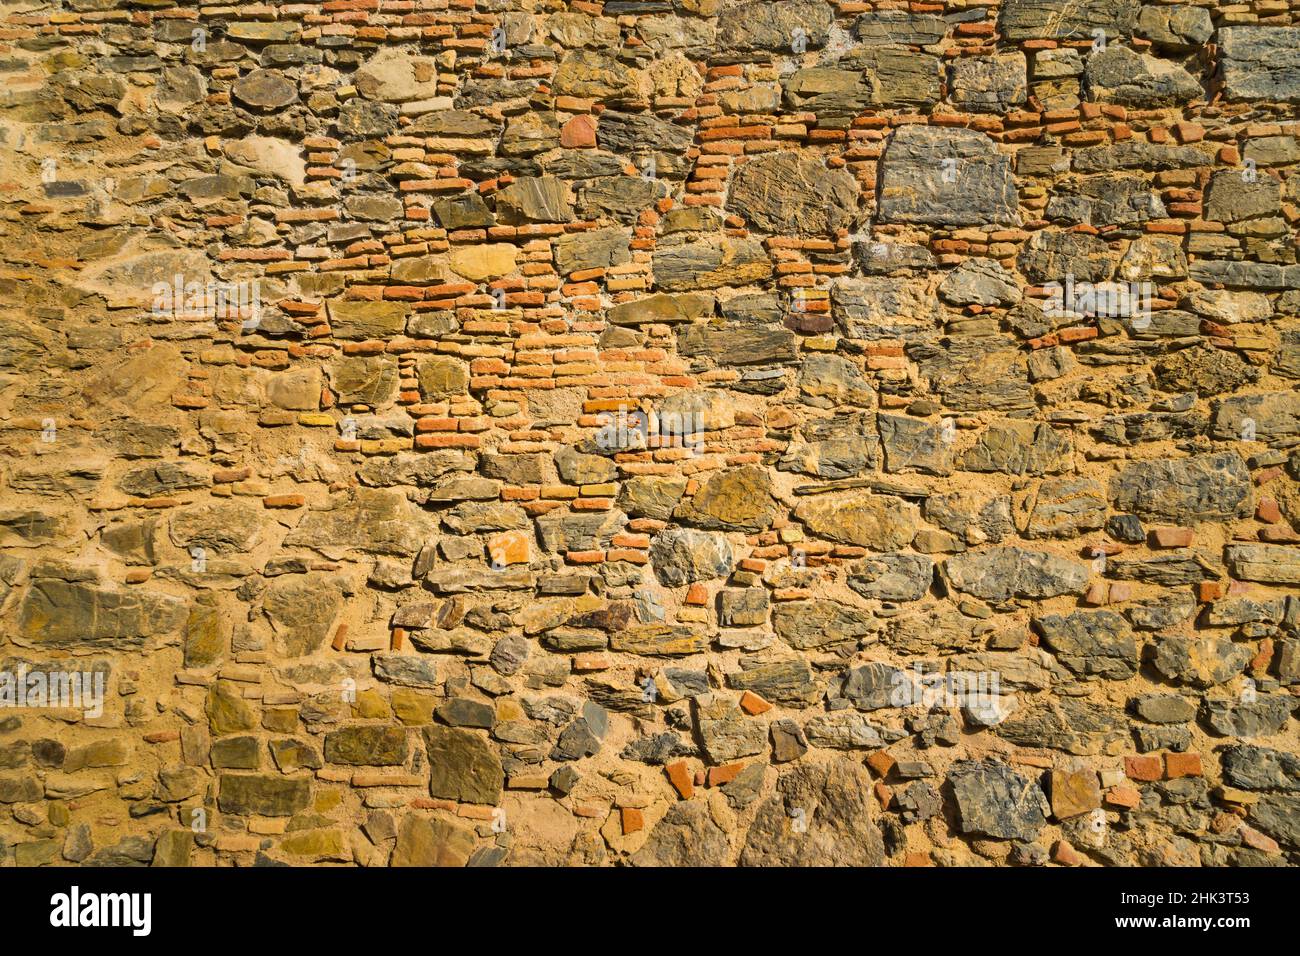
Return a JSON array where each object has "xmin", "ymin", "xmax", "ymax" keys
[
  {"xmin": 840, "ymin": 48, "xmax": 941, "ymax": 108},
  {"xmin": 1073, "ymin": 140, "xmax": 1206, "ymax": 173},
  {"xmin": 1251, "ymin": 794, "xmax": 1300, "ymax": 848},
  {"xmin": 1136, "ymin": 5, "xmax": 1213, "ymax": 51},
  {"xmin": 1212, "ymin": 392, "xmax": 1300, "ymax": 442},
  {"xmin": 798, "ymin": 355, "xmax": 873, "ymax": 407},
  {"xmin": 16, "ymin": 578, "xmax": 187, "ymax": 647},
  {"xmin": 324, "ymin": 726, "xmax": 409, "ymax": 766},
  {"xmin": 1085, "ymin": 45, "xmax": 1201, "ymax": 106},
  {"xmin": 1203, "ymin": 696, "xmax": 1294, "ymax": 738},
  {"xmin": 1109, "ymin": 453, "xmax": 1252, "ymax": 522},
  {"xmin": 415, "ymin": 356, "xmax": 469, "ymax": 400},
  {"xmin": 943, "ymin": 547, "xmax": 1090, "ymax": 602},
  {"xmin": 551, "ymin": 702, "xmax": 608, "ymax": 761},
  {"xmin": 284, "ymin": 488, "xmax": 429, "ymax": 557},
  {"xmin": 1150, "ymin": 636, "xmax": 1253, "ymax": 688},
  {"xmin": 653, "ymin": 237, "xmax": 772, "ymax": 291},
  {"xmin": 373, "ymin": 656, "xmax": 440, "ymax": 689},
  {"xmin": 495, "ymin": 176, "xmax": 572, "ymax": 224},
  {"xmin": 998, "ymin": 0, "xmax": 1138, "ymax": 41},
  {"xmin": 897, "ymin": 781, "xmax": 944, "ymax": 823},
  {"xmin": 770, "ymin": 719, "xmax": 809, "ymax": 762},
  {"xmin": 1154, "ymin": 346, "xmax": 1256, "ymax": 397},
  {"xmin": 1225, "ymin": 545, "xmax": 1300, "ymax": 585},
  {"xmin": 1133, "ymin": 694, "xmax": 1197, "ymax": 724},
  {"xmin": 1017, "ymin": 229, "xmax": 1115, "ymax": 283},
  {"xmin": 118, "ymin": 461, "xmax": 208, "ymax": 497},
  {"xmin": 332, "ymin": 355, "xmax": 398, "ymax": 406},
  {"xmin": 937, "ymin": 349, "xmax": 1035, "ymax": 413},
  {"xmin": 554, "ymin": 444, "xmax": 617, "ymax": 485},
  {"xmin": 773, "ymin": 599, "xmax": 875, "ymax": 651},
  {"xmin": 716, "ymin": 0, "xmax": 833, "ymax": 56},
  {"xmin": 1108, "ymin": 550, "xmax": 1218, "ymax": 586},
  {"xmin": 994, "ymin": 698, "xmax": 1128, "ymax": 754},
  {"xmin": 674, "ymin": 465, "xmax": 776, "ymax": 532},
  {"xmin": 610, "ymin": 625, "xmax": 708, "ymax": 657},
  {"xmin": 678, "ymin": 321, "xmax": 795, "ymax": 366},
  {"xmin": 554, "ymin": 226, "xmax": 631, "ymax": 275},
  {"xmin": 938, "ymin": 257, "xmax": 1021, "ymax": 307},
  {"xmin": 877, "ymin": 125, "xmax": 1019, "ymax": 227},
  {"xmin": 718, "ymin": 588, "xmax": 769, "ymax": 627},
  {"xmin": 536, "ymin": 509, "xmax": 625, "ymax": 553},
  {"xmin": 777, "ymin": 414, "xmax": 879, "ymax": 479},
  {"xmin": 949, "ymin": 53, "xmax": 1027, "ymax": 113},
  {"xmin": 847, "ymin": 552, "xmax": 934, "ymax": 603},
  {"xmin": 694, "ymin": 694, "xmax": 767, "ymax": 763},
  {"xmin": 231, "ymin": 69, "xmax": 297, "ymax": 109},
  {"xmin": 855, "ymin": 11, "xmax": 946, "ymax": 44},
  {"xmin": 436, "ymin": 698, "xmax": 496, "ymax": 729},
  {"xmin": 597, "ymin": 109, "xmax": 694, "ymax": 162},
  {"xmin": 1219, "ymin": 28, "xmax": 1300, "ymax": 103},
  {"xmin": 631, "ymin": 800, "xmax": 731, "ymax": 867},
  {"xmin": 833, "ymin": 276, "xmax": 940, "ymax": 339},
  {"xmin": 617, "ymin": 476, "xmax": 688, "ymax": 521},
  {"xmin": 621, "ymin": 733, "xmax": 694, "ymax": 765},
  {"xmin": 961, "ymin": 421, "xmax": 1072, "ymax": 476},
  {"xmin": 391, "ymin": 815, "xmax": 475, "ymax": 867},
  {"xmin": 728, "ymin": 151, "xmax": 861, "ymax": 235},
  {"xmin": 648, "ymin": 527, "xmax": 733, "ymax": 587},
  {"xmin": 263, "ymin": 573, "xmax": 345, "ymax": 657},
  {"xmin": 1034, "ymin": 610, "xmax": 1137, "ymax": 680},
  {"xmin": 1025, "ymin": 478, "xmax": 1107, "ymax": 539},
  {"xmin": 806, "ymin": 712, "xmax": 889, "ymax": 749},
  {"xmin": 1222, "ymin": 745, "xmax": 1300, "ymax": 791},
  {"xmin": 948, "ymin": 759, "xmax": 1049, "ymax": 841},
  {"xmin": 739, "ymin": 759, "xmax": 886, "ymax": 865},
  {"xmin": 578, "ymin": 176, "xmax": 668, "ymax": 222},
  {"xmin": 1204, "ymin": 169, "xmax": 1283, "ymax": 223},
  {"xmin": 926, "ymin": 491, "xmax": 1014, "ymax": 542},
  {"xmin": 1187, "ymin": 260, "xmax": 1297, "ymax": 289},
  {"xmin": 551, "ymin": 50, "xmax": 646, "ymax": 102},
  {"xmin": 102, "ymin": 519, "xmax": 158, "ymax": 567},
  {"xmin": 171, "ymin": 502, "xmax": 265, "ymax": 554},
  {"xmin": 837, "ymin": 662, "xmax": 908, "ymax": 711},
  {"xmin": 783, "ymin": 67, "xmax": 874, "ymax": 116},
  {"xmin": 727, "ymin": 658, "xmax": 820, "ymax": 707},
  {"xmin": 1046, "ymin": 175, "xmax": 1167, "ymax": 228}
]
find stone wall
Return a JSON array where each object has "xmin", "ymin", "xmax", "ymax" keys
[{"xmin": 1, "ymin": 0, "xmax": 1298, "ymax": 867}]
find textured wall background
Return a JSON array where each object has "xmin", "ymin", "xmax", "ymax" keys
[{"xmin": 1, "ymin": 0, "xmax": 1299, "ymax": 867}]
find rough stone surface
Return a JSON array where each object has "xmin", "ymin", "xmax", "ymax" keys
[
  {"xmin": 739, "ymin": 759, "xmax": 886, "ymax": 865},
  {"xmin": 943, "ymin": 548, "xmax": 1090, "ymax": 602},
  {"xmin": 727, "ymin": 151, "xmax": 861, "ymax": 236},
  {"xmin": 4, "ymin": 0, "xmax": 1297, "ymax": 872},
  {"xmin": 1219, "ymin": 28, "xmax": 1300, "ymax": 103},
  {"xmin": 877, "ymin": 126, "xmax": 1020, "ymax": 227},
  {"xmin": 949, "ymin": 760, "xmax": 1049, "ymax": 841}
]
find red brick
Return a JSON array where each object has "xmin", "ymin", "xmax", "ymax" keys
[
  {"xmin": 1125, "ymin": 755, "xmax": 1163, "ymax": 781},
  {"xmin": 1164, "ymin": 752, "xmax": 1202, "ymax": 779},
  {"xmin": 707, "ymin": 762, "xmax": 745, "ymax": 787},
  {"xmin": 665, "ymin": 761, "xmax": 694, "ymax": 800}
]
